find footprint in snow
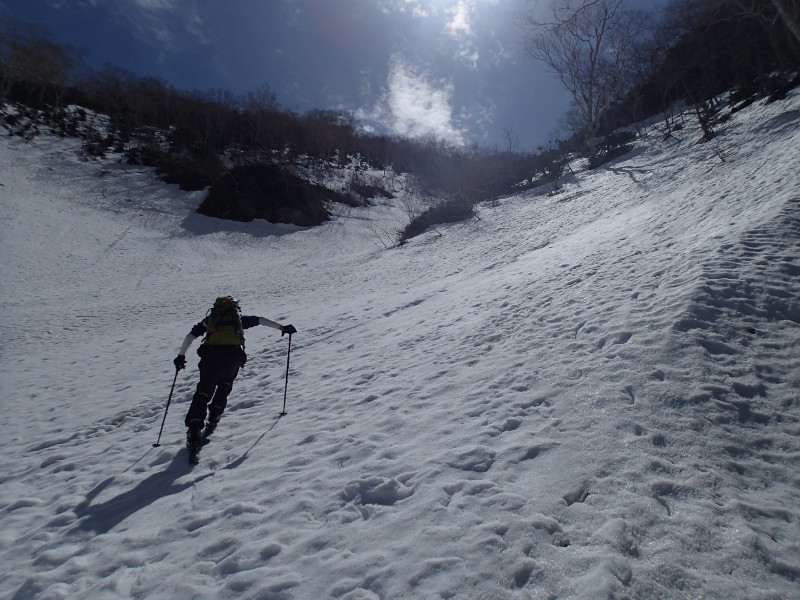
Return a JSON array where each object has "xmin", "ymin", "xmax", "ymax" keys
[
  {"xmin": 341, "ymin": 476, "xmax": 414, "ymax": 506},
  {"xmin": 596, "ymin": 331, "xmax": 633, "ymax": 349},
  {"xmin": 448, "ymin": 446, "xmax": 495, "ymax": 472}
]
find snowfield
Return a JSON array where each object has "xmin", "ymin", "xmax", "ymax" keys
[{"xmin": 1, "ymin": 91, "xmax": 799, "ymax": 600}]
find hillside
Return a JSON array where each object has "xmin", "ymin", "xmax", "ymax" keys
[{"xmin": 1, "ymin": 90, "xmax": 799, "ymax": 600}]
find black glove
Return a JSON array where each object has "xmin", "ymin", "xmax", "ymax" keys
[
  {"xmin": 280, "ymin": 324, "xmax": 297, "ymax": 337},
  {"xmin": 173, "ymin": 354, "xmax": 187, "ymax": 370}
]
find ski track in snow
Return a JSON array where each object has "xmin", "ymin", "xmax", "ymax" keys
[{"xmin": 1, "ymin": 93, "xmax": 799, "ymax": 600}]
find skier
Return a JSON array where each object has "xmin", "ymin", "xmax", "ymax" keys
[{"xmin": 173, "ymin": 296, "xmax": 296, "ymax": 453}]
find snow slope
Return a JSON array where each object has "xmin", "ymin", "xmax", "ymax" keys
[{"xmin": 1, "ymin": 91, "xmax": 799, "ymax": 600}]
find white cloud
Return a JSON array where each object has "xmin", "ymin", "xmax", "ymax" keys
[
  {"xmin": 358, "ymin": 55, "xmax": 466, "ymax": 145},
  {"xmin": 376, "ymin": 0, "xmax": 429, "ymax": 17},
  {"xmin": 444, "ymin": 1, "xmax": 480, "ymax": 66},
  {"xmin": 132, "ymin": 0, "xmax": 176, "ymax": 8},
  {"xmin": 92, "ymin": 0, "xmax": 208, "ymax": 55},
  {"xmin": 445, "ymin": 1, "xmax": 472, "ymax": 38},
  {"xmin": 374, "ymin": 0, "xmax": 493, "ymax": 68}
]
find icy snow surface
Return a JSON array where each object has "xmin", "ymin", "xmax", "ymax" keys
[{"xmin": 1, "ymin": 92, "xmax": 799, "ymax": 600}]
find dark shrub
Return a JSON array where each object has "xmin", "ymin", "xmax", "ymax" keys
[
  {"xmin": 349, "ymin": 182, "xmax": 394, "ymax": 200},
  {"xmin": 125, "ymin": 147, "xmax": 225, "ymax": 191},
  {"xmin": 589, "ymin": 131, "xmax": 637, "ymax": 168},
  {"xmin": 528, "ymin": 151, "xmax": 570, "ymax": 189},
  {"xmin": 198, "ymin": 163, "xmax": 352, "ymax": 226},
  {"xmin": 399, "ymin": 197, "xmax": 474, "ymax": 244},
  {"xmin": 154, "ymin": 154, "xmax": 226, "ymax": 191}
]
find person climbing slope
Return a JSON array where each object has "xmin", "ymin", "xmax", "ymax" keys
[{"xmin": 173, "ymin": 296, "xmax": 296, "ymax": 455}]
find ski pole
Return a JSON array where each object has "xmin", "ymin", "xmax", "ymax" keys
[
  {"xmin": 280, "ymin": 333, "xmax": 292, "ymax": 415},
  {"xmin": 153, "ymin": 368, "xmax": 180, "ymax": 447}
]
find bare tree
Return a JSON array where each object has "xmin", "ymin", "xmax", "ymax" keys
[
  {"xmin": 730, "ymin": 0, "xmax": 800, "ymax": 65},
  {"xmin": 0, "ymin": 25, "xmax": 73, "ymax": 106},
  {"xmin": 0, "ymin": 25, "xmax": 11, "ymax": 100},
  {"xmin": 770, "ymin": 0, "xmax": 800, "ymax": 46},
  {"xmin": 523, "ymin": 0, "xmax": 649, "ymax": 163},
  {"xmin": 241, "ymin": 84, "xmax": 281, "ymax": 160}
]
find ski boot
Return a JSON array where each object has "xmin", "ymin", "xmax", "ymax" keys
[
  {"xmin": 186, "ymin": 423, "xmax": 203, "ymax": 465},
  {"xmin": 186, "ymin": 422, "xmax": 203, "ymax": 451},
  {"xmin": 202, "ymin": 415, "xmax": 220, "ymax": 443}
]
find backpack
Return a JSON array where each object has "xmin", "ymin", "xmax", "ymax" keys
[{"xmin": 203, "ymin": 296, "xmax": 245, "ymax": 349}]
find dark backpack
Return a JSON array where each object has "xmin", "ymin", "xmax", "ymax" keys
[{"xmin": 204, "ymin": 296, "xmax": 245, "ymax": 349}]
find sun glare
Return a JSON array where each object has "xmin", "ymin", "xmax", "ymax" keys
[{"xmin": 385, "ymin": 0, "xmax": 498, "ymax": 18}]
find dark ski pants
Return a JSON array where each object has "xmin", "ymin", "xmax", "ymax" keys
[{"xmin": 185, "ymin": 345, "xmax": 246, "ymax": 428}]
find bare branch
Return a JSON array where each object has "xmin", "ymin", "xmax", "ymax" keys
[{"xmin": 523, "ymin": 0, "xmax": 648, "ymax": 163}]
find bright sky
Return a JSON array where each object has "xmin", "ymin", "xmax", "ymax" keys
[{"xmin": 1, "ymin": 0, "xmax": 667, "ymax": 150}]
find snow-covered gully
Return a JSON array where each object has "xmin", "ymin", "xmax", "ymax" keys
[{"xmin": 1, "ymin": 91, "xmax": 798, "ymax": 599}]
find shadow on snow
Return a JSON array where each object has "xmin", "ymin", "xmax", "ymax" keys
[{"xmin": 74, "ymin": 451, "xmax": 213, "ymax": 534}]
